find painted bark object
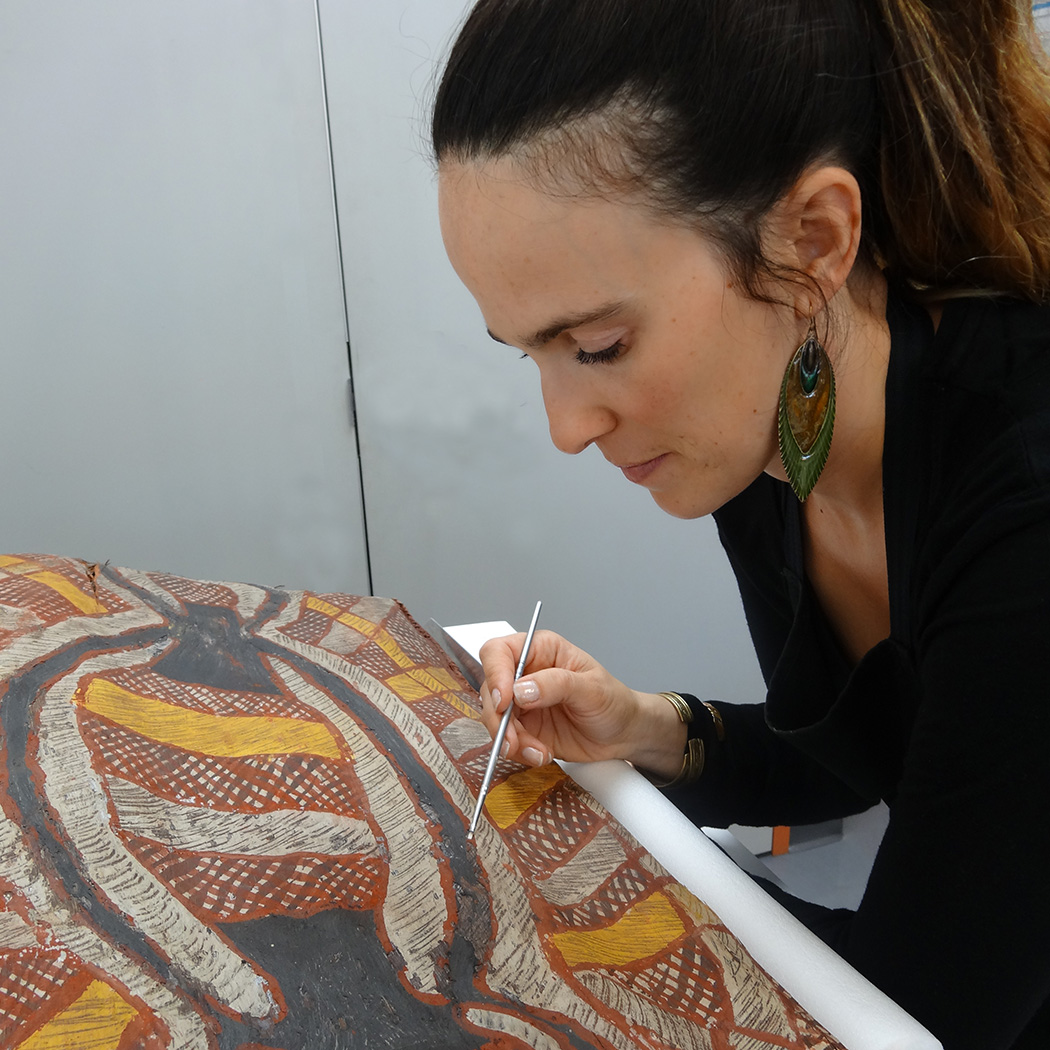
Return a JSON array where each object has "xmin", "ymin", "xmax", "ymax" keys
[{"xmin": 0, "ymin": 554, "xmax": 843, "ymax": 1050}]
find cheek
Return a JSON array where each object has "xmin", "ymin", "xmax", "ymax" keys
[
  {"xmin": 625, "ymin": 351, "xmax": 723, "ymax": 427},
  {"xmin": 632, "ymin": 356, "xmax": 778, "ymax": 455}
]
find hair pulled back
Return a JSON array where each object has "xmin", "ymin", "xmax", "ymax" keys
[{"xmin": 432, "ymin": 0, "xmax": 1050, "ymax": 302}]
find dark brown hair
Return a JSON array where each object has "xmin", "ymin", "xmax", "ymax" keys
[{"xmin": 432, "ymin": 0, "xmax": 1050, "ymax": 302}]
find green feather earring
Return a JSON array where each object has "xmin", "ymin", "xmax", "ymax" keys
[{"xmin": 777, "ymin": 321, "xmax": 835, "ymax": 501}]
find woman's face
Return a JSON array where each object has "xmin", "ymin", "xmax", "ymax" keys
[{"xmin": 438, "ymin": 159, "xmax": 800, "ymax": 519}]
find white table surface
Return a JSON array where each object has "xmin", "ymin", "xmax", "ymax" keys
[{"xmin": 446, "ymin": 621, "xmax": 941, "ymax": 1050}]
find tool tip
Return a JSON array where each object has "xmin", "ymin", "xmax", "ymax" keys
[{"xmin": 465, "ymin": 829, "xmax": 474, "ymax": 841}]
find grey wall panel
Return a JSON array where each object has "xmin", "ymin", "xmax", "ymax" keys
[
  {"xmin": 0, "ymin": 0, "xmax": 369, "ymax": 593},
  {"xmin": 320, "ymin": 1, "xmax": 765, "ymax": 702}
]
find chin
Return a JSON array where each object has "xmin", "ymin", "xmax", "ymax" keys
[
  {"xmin": 648, "ymin": 465, "xmax": 761, "ymax": 519},
  {"xmin": 649, "ymin": 488, "xmax": 722, "ymax": 520}
]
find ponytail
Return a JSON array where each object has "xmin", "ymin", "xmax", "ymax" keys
[
  {"xmin": 433, "ymin": 0, "xmax": 1050, "ymax": 303},
  {"xmin": 870, "ymin": 0, "xmax": 1050, "ymax": 301}
]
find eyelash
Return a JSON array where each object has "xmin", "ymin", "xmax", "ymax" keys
[
  {"xmin": 574, "ymin": 341, "xmax": 625, "ymax": 365},
  {"xmin": 517, "ymin": 341, "xmax": 625, "ymax": 364}
]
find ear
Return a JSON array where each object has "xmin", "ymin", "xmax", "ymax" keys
[{"xmin": 767, "ymin": 165, "xmax": 863, "ymax": 317}]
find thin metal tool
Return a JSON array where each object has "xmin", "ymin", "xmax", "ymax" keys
[{"xmin": 466, "ymin": 600, "xmax": 542, "ymax": 841}]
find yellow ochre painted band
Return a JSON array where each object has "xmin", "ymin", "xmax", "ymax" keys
[
  {"xmin": 483, "ymin": 764, "xmax": 566, "ymax": 829},
  {"xmin": 16, "ymin": 979, "xmax": 138, "ymax": 1050},
  {"xmin": 80, "ymin": 679, "xmax": 345, "ymax": 760},
  {"xmin": 387, "ymin": 667, "xmax": 463, "ymax": 701},
  {"xmin": 552, "ymin": 892, "xmax": 686, "ymax": 967},
  {"xmin": 0, "ymin": 559, "xmax": 107, "ymax": 615},
  {"xmin": 28, "ymin": 571, "xmax": 108, "ymax": 616},
  {"xmin": 305, "ymin": 596, "xmax": 415, "ymax": 669}
]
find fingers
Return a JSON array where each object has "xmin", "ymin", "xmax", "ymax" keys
[
  {"xmin": 510, "ymin": 665, "xmax": 579, "ymax": 711},
  {"xmin": 513, "ymin": 731, "xmax": 550, "ymax": 768},
  {"xmin": 477, "ymin": 685, "xmax": 547, "ymax": 766},
  {"xmin": 476, "ymin": 629, "xmax": 629, "ymax": 767},
  {"xmin": 478, "ymin": 631, "xmax": 530, "ymax": 715},
  {"xmin": 479, "ymin": 632, "xmax": 569, "ymax": 736},
  {"xmin": 479, "ymin": 630, "xmax": 591, "ymax": 708},
  {"xmin": 478, "ymin": 632, "xmax": 564, "ymax": 768}
]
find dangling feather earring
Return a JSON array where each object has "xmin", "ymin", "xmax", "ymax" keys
[{"xmin": 777, "ymin": 319, "xmax": 835, "ymax": 501}]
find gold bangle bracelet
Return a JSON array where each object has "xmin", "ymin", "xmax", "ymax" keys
[
  {"xmin": 700, "ymin": 700, "xmax": 725, "ymax": 742},
  {"xmin": 640, "ymin": 692, "xmax": 704, "ymax": 788},
  {"xmin": 643, "ymin": 737, "xmax": 705, "ymax": 789},
  {"xmin": 657, "ymin": 690, "xmax": 693, "ymax": 724}
]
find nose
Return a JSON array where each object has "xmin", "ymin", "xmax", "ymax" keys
[{"xmin": 540, "ymin": 370, "xmax": 616, "ymax": 455}]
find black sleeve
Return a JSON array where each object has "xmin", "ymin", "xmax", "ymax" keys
[{"xmin": 665, "ymin": 698, "xmax": 876, "ymax": 828}]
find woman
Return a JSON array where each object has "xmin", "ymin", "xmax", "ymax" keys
[{"xmin": 432, "ymin": 1, "xmax": 1050, "ymax": 1047}]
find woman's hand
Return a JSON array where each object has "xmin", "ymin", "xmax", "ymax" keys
[{"xmin": 478, "ymin": 630, "xmax": 687, "ymax": 778}]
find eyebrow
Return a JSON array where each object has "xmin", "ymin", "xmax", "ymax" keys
[{"xmin": 487, "ymin": 300, "xmax": 628, "ymax": 351}]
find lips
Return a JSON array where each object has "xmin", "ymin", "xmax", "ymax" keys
[{"xmin": 619, "ymin": 454, "xmax": 668, "ymax": 485}]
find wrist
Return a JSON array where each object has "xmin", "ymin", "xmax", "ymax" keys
[{"xmin": 625, "ymin": 690, "xmax": 690, "ymax": 780}]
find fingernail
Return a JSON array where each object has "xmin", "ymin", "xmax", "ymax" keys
[
  {"xmin": 492, "ymin": 687, "xmax": 502, "ymax": 709},
  {"xmin": 500, "ymin": 740, "xmax": 509, "ymax": 758},
  {"xmin": 514, "ymin": 680, "xmax": 539, "ymax": 703},
  {"xmin": 522, "ymin": 747, "xmax": 544, "ymax": 766}
]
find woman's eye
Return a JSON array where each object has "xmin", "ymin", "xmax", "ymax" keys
[{"xmin": 574, "ymin": 341, "xmax": 624, "ymax": 365}]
